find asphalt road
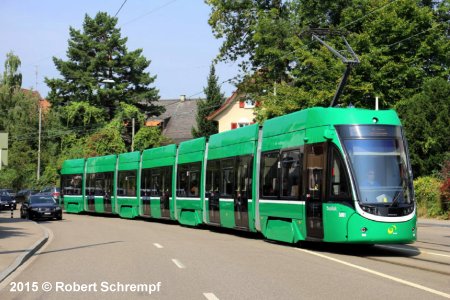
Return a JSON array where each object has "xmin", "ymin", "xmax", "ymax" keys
[{"xmin": 0, "ymin": 214, "xmax": 449, "ymax": 300}]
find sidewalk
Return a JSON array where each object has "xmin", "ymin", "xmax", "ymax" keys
[{"xmin": 0, "ymin": 209, "xmax": 48, "ymax": 283}]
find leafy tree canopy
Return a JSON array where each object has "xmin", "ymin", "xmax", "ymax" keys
[
  {"xmin": 207, "ymin": 0, "xmax": 450, "ymax": 120},
  {"xmin": 45, "ymin": 12, "xmax": 162, "ymax": 126},
  {"xmin": 396, "ymin": 77, "xmax": 450, "ymax": 177},
  {"xmin": 134, "ymin": 126, "xmax": 169, "ymax": 152},
  {"xmin": 1, "ymin": 51, "xmax": 22, "ymax": 89}
]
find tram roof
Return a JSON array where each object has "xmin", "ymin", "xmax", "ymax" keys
[
  {"xmin": 142, "ymin": 144, "xmax": 177, "ymax": 161},
  {"xmin": 178, "ymin": 137, "xmax": 206, "ymax": 155},
  {"xmin": 262, "ymin": 107, "xmax": 401, "ymax": 138},
  {"xmin": 61, "ymin": 158, "xmax": 85, "ymax": 174},
  {"xmin": 209, "ymin": 124, "xmax": 259, "ymax": 149},
  {"xmin": 86, "ymin": 154, "xmax": 117, "ymax": 173}
]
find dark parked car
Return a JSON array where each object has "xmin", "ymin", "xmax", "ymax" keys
[
  {"xmin": 0, "ymin": 190, "xmax": 16, "ymax": 210},
  {"xmin": 15, "ymin": 189, "xmax": 40, "ymax": 203},
  {"xmin": 2, "ymin": 188, "xmax": 16, "ymax": 199},
  {"xmin": 20, "ymin": 194, "xmax": 62, "ymax": 220},
  {"xmin": 40, "ymin": 187, "xmax": 61, "ymax": 204}
]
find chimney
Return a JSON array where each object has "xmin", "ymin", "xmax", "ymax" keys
[{"xmin": 180, "ymin": 95, "xmax": 186, "ymax": 102}]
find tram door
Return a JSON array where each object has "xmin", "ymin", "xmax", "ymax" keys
[
  {"xmin": 140, "ymin": 169, "xmax": 152, "ymax": 216},
  {"xmin": 206, "ymin": 160, "xmax": 221, "ymax": 224},
  {"xmin": 305, "ymin": 144, "xmax": 325, "ymax": 239},
  {"xmin": 160, "ymin": 167, "xmax": 172, "ymax": 219},
  {"xmin": 234, "ymin": 156, "xmax": 251, "ymax": 229},
  {"xmin": 103, "ymin": 173, "xmax": 113, "ymax": 213}
]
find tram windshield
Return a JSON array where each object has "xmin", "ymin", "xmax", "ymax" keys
[{"xmin": 337, "ymin": 125, "xmax": 414, "ymax": 214}]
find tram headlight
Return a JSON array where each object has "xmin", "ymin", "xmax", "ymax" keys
[{"xmin": 361, "ymin": 227, "xmax": 367, "ymax": 233}]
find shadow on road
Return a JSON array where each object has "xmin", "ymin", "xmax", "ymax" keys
[{"xmin": 294, "ymin": 241, "xmax": 420, "ymax": 258}]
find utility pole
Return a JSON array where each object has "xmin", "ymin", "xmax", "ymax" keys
[
  {"xmin": 131, "ymin": 118, "xmax": 135, "ymax": 152},
  {"xmin": 35, "ymin": 65, "xmax": 38, "ymax": 90},
  {"xmin": 37, "ymin": 104, "xmax": 41, "ymax": 181},
  {"xmin": 36, "ymin": 65, "xmax": 41, "ymax": 181}
]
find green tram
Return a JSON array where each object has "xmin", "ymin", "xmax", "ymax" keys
[{"xmin": 60, "ymin": 107, "xmax": 416, "ymax": 244}]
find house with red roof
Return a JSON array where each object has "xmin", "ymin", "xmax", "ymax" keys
[{"xmin": 207, "ymin": 91, "xmax": 257, "ymax": 133}]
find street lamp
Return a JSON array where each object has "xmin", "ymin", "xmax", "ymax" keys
[{"xmin": 102, "ymin": 79, "xmax": 114, "ymax": 84}]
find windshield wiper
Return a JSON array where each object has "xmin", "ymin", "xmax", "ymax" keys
[{"xmin": 390, "ymin": 191, "xmax": 401, "ymax": 207}]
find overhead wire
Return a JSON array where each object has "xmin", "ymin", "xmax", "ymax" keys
[{"xmin": 114, "ymin": 0, "xmax": 128, "ymax": 17}]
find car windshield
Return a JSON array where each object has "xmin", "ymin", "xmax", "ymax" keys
[
  {"xmin": 30, "ymin": 196, "xmax": 56, "ymax": 204},
  {"xmin": 0, "ymin": 191, "xmax": 10, "ymax": 196},
  {"xmin": 337, "ymin": 125, "xmax": 414, "ymax": 206}
]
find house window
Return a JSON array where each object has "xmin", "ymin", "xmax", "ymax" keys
[{"xmin": 244, "ymin": 99, "xmax": 255, "ymax": 108}]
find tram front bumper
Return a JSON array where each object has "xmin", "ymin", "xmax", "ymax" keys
[{"xmin": 346, "ymin": 214, "xmax": 417, "ymax": 244}]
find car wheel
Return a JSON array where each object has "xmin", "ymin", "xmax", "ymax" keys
[{"xmin": 57, "ymin": 214, "xmax": 62, "ymax": 220}]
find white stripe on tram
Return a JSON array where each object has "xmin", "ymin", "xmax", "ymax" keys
[{"xmin": 259, "ymin": 199, "xmax": 305, "ymax": 205}]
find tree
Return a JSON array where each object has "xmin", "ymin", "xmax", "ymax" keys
[
  {"xmin": 192, "ymin": 64, "xmax": 225, "ymax": 138},
  {"xmin": 45, "ymin": 12, "xmax": 162, "ymax": 127},
  {"xmin": 396, "ymin": 78, "xmax": 450, "ymax": 177},
  {"xmin": 206, "ymin": 0, "xmax": 450, "ymax": 121},
  {"xmin": 84, "ymin": 124, "xmax": 126, "ymax": 157},
  {"xmin": 134, "ymin": 127, "xmax": 169, "ymax": 151},
  {"xmin": 1, "ymin": 51, "xmax": 22, "ymax": 88}
]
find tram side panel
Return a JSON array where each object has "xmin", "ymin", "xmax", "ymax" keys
[
  {"xmin": 206, "ymin": 124, "xmax": 259, "ymax": 232},
  {"xmin": 175, "ymin": 138, "xmax": 206, "ymax": 226},
  {"xmin": 85, "ymin": 155, "xmax": 117, "ymax": 214},
  {"xmin": 259, "ymin": 129, "xmax": 308, "ymax": 243},
  {"xmin": 116, "ymin": 151, "xmax": 140, "ymax": 219},
  {"xmin": 140, "ymin": 145, "xmax": 177, "ymax": 220},
  {"xmin": 61, "ymin": 158, "xmax": 86, "ymax": 213}
]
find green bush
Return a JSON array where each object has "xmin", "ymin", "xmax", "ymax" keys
[{"xmin": 414, "ymin": 176, "xmax": 444, "ymax": 218}]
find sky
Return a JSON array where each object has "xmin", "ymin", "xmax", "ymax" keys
[{"xmin": 0, "ymin": 0, "xmax": 238, "ymax": 100}]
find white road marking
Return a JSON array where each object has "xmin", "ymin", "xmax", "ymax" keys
[
  {"xmin": 153, "ymin": 243, "xmax": 163, "ymax": 249},
  {"xmin": 297, "ymin": 248, "xmax": 450, "ymax": 299},
  {"xmin": 203, "ymin": 293, "xmax": 219, "ymax": 300},
  {"xmin": 377, "ymin": 244, "xmax": 450, "ymax": 258},
  {"xmin": 172, "ymin": 259, "xmax": 186, "ymax": 269}
]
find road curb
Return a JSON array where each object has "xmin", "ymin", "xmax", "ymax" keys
[{"xmin": 0, "ymin": 222, "xmax": 50, "ymax": 283}]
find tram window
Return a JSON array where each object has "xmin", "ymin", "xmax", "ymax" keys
[
  {"xmin": 177, "ymin": 162, "xmax": 201, "ymax": 198},
  {"xmin": 237, "ymin": 155, "xmax": 253, "ymax": 199},
  {"xmin": 117, "ymin": 170, "xmax": 137, "ymax": 197},
  {"xmin": 161, "ymin": 166, "xmax": 173, "ymax": 197},
  {"xmin": 141, "ymin": 167, "xmax": 173, "ymax": 197},
  {"xmin": 306, "ymin": 145, "xmax": 324, "ymax": 201},
  {"xmin": 221, "ymin": 158, "xmax": 235, "ymax": 198},
  {"xmin": 206, "ymin": 160, "xmax": 220, "ymax": 197},
  {"xmin": 86, "ymin": 172, "xmax": 113, "ymax": 196},
  {"xmin": 261, "ymin": 151, "xmax": 279, "ymax": 197},
  {"xmin": 103, "ymin": 172, "xmax": 114, "ymax": 198},
  {"xmin": 141, "ymin": 168, "xmax": 152, "ymax": 197},
  {"xmin": 61, "ymin": 174, "xmax": 82, "ymax": 196},
  {"xmin": 329, "ymin": 147, "xmax": 351, "ymax": 201},
  {"xmin": 150, "ymin": 169, "xmax": 162, "ymax": 197},
  {"xmin": 281, "ymin": 150, "xmax": 302, "ymax": 199}
]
